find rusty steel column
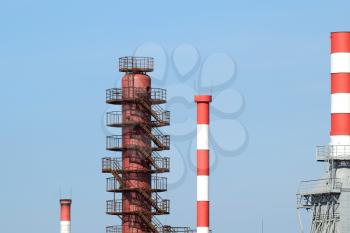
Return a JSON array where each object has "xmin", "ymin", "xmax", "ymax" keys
[
  {"xmin": 121, "ymin": 72, "xmax": 152, "ymax": 232},
  {"xmin": 104, "ymin": 57, "xmax": 171, "ymax": 233}
]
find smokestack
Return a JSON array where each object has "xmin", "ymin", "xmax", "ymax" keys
[
  {"xmin": 60, "ymin": 199, "xmax": 72, "ymax": 233},
  {"xmin": 330, "ymin": 32, "xmax": 350, "ymax": 145},
  {"xmin": 330, "ymin": 32, "xmax": 350, "ymax": 232},
  {"xmin": 195, "ymin": 95, "xmax": 212, "ymax": 233}
]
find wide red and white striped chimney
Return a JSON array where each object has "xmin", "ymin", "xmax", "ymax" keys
[
  {"xmin": 195, "ymin": 95, "xmax": 212, "ymax": 233},
  {"xmin": 60, "ymin": 199, "xmax": 72, "ymax": 233},
  {"xmin": 330, "ymin": 32, "xmax": 350, "ymax": 145}
]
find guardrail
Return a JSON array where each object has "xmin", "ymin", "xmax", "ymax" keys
[
  {"xmin": 106, "ymin": 198, "xmax": 169, "ymax": 215},
  {"xmin": 119, "ymin": 56, "xmax": 154, "ymax": 72},
  {"xmin": 102, "ymin": 156, "xmax": 169, "ymax": 173},
  {"xmin": 297, "ymin": 178, "xmax": 342, "ymax": 195},
  {"xmin": 106, "ymin": 176, "xmax": 167, "ymax": 192},
  {"xmin": 106, "ymin": 225, "xmax": 122, "ymax": 233},
  {"xmin": 106, "ymin": 200, "xmax": 122, "ymax": 215},
  {"xmin": 106, "ymin": 110, "xmax": 170, "ymax": 127},
  {"xmin": 106, "ymin": 134, "xmax": 170, "ymax": 151},
  {"xmin": 160, "ymin": 227, "xmax": 212, "ymax": 233},
  {"xmin": 106, "ymin": 135, "xmax": 123, "ymax": 151},
  {"xmin": 106, "ymin": 87, "xmax": 166, "ymax": 104},
  {"xmin": 102, "ymin": 157, "xmax": 120, "ymax": 173},
  {"xmin": 316, "ymin": 145, "xmax": 350, "ymax": 161},
  {"xmin": 105, "ymin": 225, "xmax": 208, "ymax": 233}
]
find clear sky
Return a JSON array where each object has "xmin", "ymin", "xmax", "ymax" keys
[{"xmin": 1, "ymin": 0, "xmax": 350, "ymax": 233}]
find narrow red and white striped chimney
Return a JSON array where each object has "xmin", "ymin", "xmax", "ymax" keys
[
  {"xmin": 195, "ymin": 95, "xmax": 212, "ymax": 233},
  {"xmin": 330, "ymin": 32, "xmax": 350, "ymax": 145},
  {"xmin": 330, "ymin": 30, "xmax": 350, "ymax": 233},
  {"xmin": 60, "ymin": 199, "xmax": 72, "ymax": 233}
]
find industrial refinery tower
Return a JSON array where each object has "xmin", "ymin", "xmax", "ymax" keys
[
  {"xmin": 102, "ymin": 57, "xmax": 192, "ymax": 233},
  {"xmin": 297, "ymin": 32, "xmax": 350, "ymax": 233}
]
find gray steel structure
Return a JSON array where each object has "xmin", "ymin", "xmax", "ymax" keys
[{"xmin": 297, "ymin": 146, "xmax": 350, "ymax": 233}]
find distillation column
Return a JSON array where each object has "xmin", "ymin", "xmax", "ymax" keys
[
  {"xmin": 121, "ymin": 61, "xmax": 153, "ymax": 232},
  {"xmin": 103, "ymin": 57, "xmax": 172, "ymax": 233},
  {"xmin": 103, "ymin": 56, "xmax": 197, "ymax": 233},
  {"xmin": 195, "ymin": 95, "xmax": 212, "ymax": 233}
]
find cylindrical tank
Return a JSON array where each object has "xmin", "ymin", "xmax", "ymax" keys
[{"xmin": 122, "ymin": 73, "xmax": 152, "ymax": 232}]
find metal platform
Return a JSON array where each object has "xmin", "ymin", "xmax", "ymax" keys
[
  {"xmin": 297, "ymin": 178, "xmax": 342, "ymax": 196},
  {"xmin": 119, "ymin": 57, "xmax": 154, "ymax": 73},
  {"xmin": 106, "ymin": 225, "xmax": 200, "ymax": 233},
  {"xmin": 102, "ymin": 156, "xmax": 170, "ymax": 174},
  {"xmin": 106, "ymin": 135, "xmax": 170, "ymax": 152},
  {"xmin": 106, "ymin": 87, "xmax": 167, "ymax": 105},
  {"xmin": 106, "ymin": 110, "xmax": 170, "ymax": 128},
  {"xmin": 106, "ymin": 176, "xmax": 168, "ymax": 193},
  {"xmin": 106, "ymin": 198, "xmax": 170, "ymax": 215},
  {"xmin": 316, "ymin": 145, "xmax": 350, "ymax": 161}
]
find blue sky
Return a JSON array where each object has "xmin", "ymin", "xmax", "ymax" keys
[{"xmin": 1, "ymin": 0, "xmax": 350, "ymax": 232}]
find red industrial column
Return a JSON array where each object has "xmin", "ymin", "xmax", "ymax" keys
[
  {"xmin": 195, "ymin": 95, "xmax": 212, "ymax": 233},
  {"xmin": 121, "ymin": 61, "xmax": 152, "ymax": 232},
  {"xmin": 60, "ymin": 199, "xmax": 72, "ymax": 233},
  {"xmin": 103, "ymin": 57, "xmax": 171, "ymax": 233}
]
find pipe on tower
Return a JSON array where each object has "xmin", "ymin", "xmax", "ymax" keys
[
  {"xmin": 195, "ymin": 95, "xmax": 212, "ymax": 233},
  {"xmin": 60, "ymin": 199, "xmax": 72, "ymax": 233}
]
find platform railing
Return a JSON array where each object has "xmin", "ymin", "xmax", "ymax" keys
[
  {"xmin": 153, "ymin": 155, "xmax": 170, "ymax": 171},
  {"xmin": 106, "ymin": 225, "xmax": 122, "ymax": 233},
  {"xmin": 106, "ymin": 111, "xmax": 123, "ymax": 127},
  {"xmin": 106, "ymin": 198, "xmax": 169, "ymax": 215},
  {"xmin": 105, "ymin": 225, "xmax": 200, "ymax": 233},
  {"xmin": 152, "ymin": 110, "xmax": 170, "ymax": 126},
  {"xmin": 152, "ymin": 177, "xmax": 168, "ymax": 191},
  {"xmin": 297, "ymin": 178, "xmax": 342, "ymax": 195},
  {"xmin": 102, "ymin": 155, "xmax": 169, "ymax": 173},
  {"xmin": 106, "ymin": 134, "xmax": 170, "ymax": 151},
  {"xmin": 151, "ymin": 193, "xmax": 170, "ymax": 214},
  {"xmin": 151, "ymin": 88, "xmax": 167, "ymax": 103},
  {"xmin": 106, "ymin": 176, "xmax": 167, "ymax": 192},
  {"xmin": 106, "ymin": 200, "xmax": 122, "ymax": 215},
  {"xmin": 160, "ymin": 227, "xmax": 211, "ymax": 233},
  {"xmin": 317, "ymin": 145, "xmax": 350, "ymax": 160},
  {"xmin": 119, "ymin": 56, "xmax": 154, "ymax": 72},
  {"xmin": 106, "ymin": 88, "xmax": 123, "ymax": 103},
  {"xmin": 106, "ymin": 110, "xmax": 170, "ymax": 127},
  {"xmin": 106, "ymin": 135, "xmax": 123, "ymax": 151},
  {"xmin": 152, "ymin": 134, "xmax": 170, "ymax": 149},
  {"xmin": 102, "ymin": 157, "xmax": 118, "ymax": 173},
  {"xmin": 106, "ymin": 87, "xmax": 166, "ymax": 104}
]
